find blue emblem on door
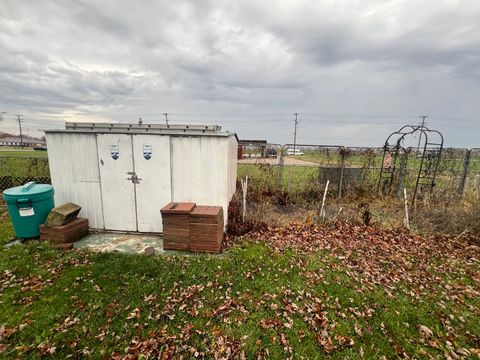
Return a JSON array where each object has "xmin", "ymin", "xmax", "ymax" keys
[
  {"xmin": 143, "ymin": 144, "xmax": 152, "ymax": 160},
  {"xmin": 110, "ymin": 144, "xmax": 119, "ymax": 160}
]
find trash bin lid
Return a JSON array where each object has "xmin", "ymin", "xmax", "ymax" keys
[{"xmin": 3, "ymin": 182, "xmax": 54, "ymax": 203}]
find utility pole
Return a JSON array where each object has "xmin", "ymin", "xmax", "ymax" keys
[
  {"xmin": 15, "ymin": 114, "xmax": 24, "ymax": 148},
  {"xmin": 163, "ymin": 113, "xmax": 169, "ymax": 126},
  {"xmin": 417, "ymin": 115, "xmax": 428, "ymax": 153},
  {"xmin": 293, "ymin": 113, "xmax": 299, "ymax": 154}
]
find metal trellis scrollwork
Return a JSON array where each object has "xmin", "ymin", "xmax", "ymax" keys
[{"xmin": 378, "ymin": 125, "xmax": 444, "ymax": 204}]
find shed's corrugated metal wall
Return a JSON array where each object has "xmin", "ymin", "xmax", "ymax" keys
[
  {"xmin": 45, "ymin": 133, "xmax": 105, "ymax": 229},
  {"xmin": 227, "ymin": 135, "xmax": 238, "ymax": 201},
  {"xmin": 46, "ymin": 132, "xmax": 237, "ymax": 231},
  {"xmin": 171, "ymin": 136, "xmax": 231, "ymax": 224}
]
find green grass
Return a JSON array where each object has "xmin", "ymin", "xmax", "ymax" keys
[
  {"xmin": 237, "ymin": 162, "xmax": 378, "ymax": 201},
  {"xmin": 0, "ymin": 218, "xmax": 479, "ymax": 358},
  {"xmin": 293, "ymin": 149, "xmax": 382, "ymax": 168},
  {"xmin": 0, "ymin": 150, "xmax": 47, "ymax": 157},
  {"xmin": 237, "ymin": 163, "xmax": 318, "ymax": 193},
  {"xmin": 0, "ymin": 156, "xmax": 49, "ymax": 181},
  {"xmin": 0, "ymin": 149, "xmax": 49, "ymax": 186},
  {"xmin": 238, "ymin": 148, "xmax": 480, "ymax": 203}
]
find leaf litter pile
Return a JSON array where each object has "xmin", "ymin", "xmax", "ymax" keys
[
  {"xmin": 234, "ymin": 223, "xmax": 480, "ymax": 358},
  {"xmin": 243, "ymin": 223, "xmax": 480, "ymax": 299},
  {"xmin": 0, "ymin": 222, "xmax": 479, "ymax": 359}
]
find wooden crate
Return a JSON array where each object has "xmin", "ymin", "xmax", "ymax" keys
[
  {"xmin": 160, "ymin": 202, "xmax": 196, "ymax": 251},
  {"xmin": 40, "ymin": 218, "xmax": 89, "ymax": 244},
  {"xmin": 189, "ymin": 206, "xmax": 224, "ymax": 253}
]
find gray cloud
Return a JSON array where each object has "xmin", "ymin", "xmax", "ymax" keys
[{"xmin": 0, "ymin": 0, "xmax": 479, "ymax": 146}]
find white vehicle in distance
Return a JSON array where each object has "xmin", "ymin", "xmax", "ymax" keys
[{"xmin": 286, "ymin": 148, "xmax": 304, "ymax": 156}]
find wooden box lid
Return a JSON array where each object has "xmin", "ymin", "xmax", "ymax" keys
[
  {"xmin": 190, "ymin": 206, "xmax": 222, "ymax": 218},
  {"xmin": 160, "ymin": 202, "xmax": 196, "ymax": 214}
]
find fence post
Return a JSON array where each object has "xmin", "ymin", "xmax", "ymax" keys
[
  {"xmin": 457, "ymin": 149, "xmax": 471, "ymax": 197},
  {"xmin": 338, "ymin": 148, "xmax": 346, "ymax": 198},
  {"xmin": 277, "ymin": 146, "xmax": 285, "ymax": 192},
  {"xmin": 286, "ymin": 170, "xmax": 291, "ymax": 193},
  {"xmin": 1, "ymin": 158, "xmax": 5, "ymax": 176},
  {"xmin": 320, "ymin": 180, "xmax": 330, "ymax": 221},
  {"xmin": 403, "ymin": 188, "xmax": 410, "ymax": 230},
  {"xmin": 241, "ymin": 176, "xmax": 248, "ymax": 222},
  {"xmin": 397, "ymin": 150, "xmax": 408, "ymax": 198}
]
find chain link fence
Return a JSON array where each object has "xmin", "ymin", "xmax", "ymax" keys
[
  {"xmin": 465, "ymin": 148, "xmax": 480, "ymax": 199},
  {"xmin": 0, "ymin": 157, "xmax": 51, "ymax": 191},
  {"xmin": 0, "ymin": 147, "xmax": 478, "ymax": 202},
  {"xmin": 238, "ymin": 144, "xmax": 480, "ymax": 204}
]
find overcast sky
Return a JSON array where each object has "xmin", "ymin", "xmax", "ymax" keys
[{"xmin": 0, "ymin": 0, "xmax": 479, "ymax": 147}]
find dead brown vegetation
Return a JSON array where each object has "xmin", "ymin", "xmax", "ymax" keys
[{"xmin": 230, "ymin": 185, "xmax": 480, "ymax": 237}]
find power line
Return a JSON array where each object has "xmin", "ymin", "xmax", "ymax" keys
[
  {"xmin": 155, "ymin": 116, "xmax": 408, "ymax": 124},
  {"xmin": 301, "ymin": 112, "xmax": 418, "ymax": 119},
  {"xmin": 165, "ymin": 112, "xmax": 291, "ymax": 117},
  {"xmin": 71, "ymin": 111, "xmax": 419, "ymax": 119},
  {"xmin": 430, "ymin": 115, "xmax": 480, "ymax": 122},
  {"xmin": 46, "ymin": 111, "xmax": 478, "ymax": 125},
  {"xmin": 162, "ymin": 115, "xmax": 478, "ymax": 127},
  {"xmin": 237, "ymin": 132, "xmax": 388, "ymax": 141}
]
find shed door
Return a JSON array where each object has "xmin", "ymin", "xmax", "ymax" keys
[
  {"xmin": 97, "ymin": 134, "xmax": 137, "ymax": 231},
  {"xmin": 133, "ymin": 135, "xmax": 171, "ymax": 232}
]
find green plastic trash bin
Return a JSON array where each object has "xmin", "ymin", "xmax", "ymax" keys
[{"xmin": 3, "ymin": 182, "xmax": 55, "ymax": 239}]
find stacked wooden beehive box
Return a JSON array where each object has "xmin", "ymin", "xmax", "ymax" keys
[
  {"xmin": 161, "ymin": 202, "xmax": 196, "ymax": 251},
  {"xmin": 161, "ymin": 202, "xmax": 224, "ymax": 253},
  {"xmin": 189, "ymin": 206, "xmax": 224, "ymax": 252}
]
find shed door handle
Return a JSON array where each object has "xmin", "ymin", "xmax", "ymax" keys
[{"xmin": 126, "ymin": 172, "xmax": 142, "ymax": 184}]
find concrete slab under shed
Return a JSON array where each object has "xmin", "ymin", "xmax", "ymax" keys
[
  {"xmin": 74, "ymin": 232, "xmax": 164, "ymax": 254},
  {"xmin": 4, "ymin": 231, "xmax": 226, "ymax": 256}
]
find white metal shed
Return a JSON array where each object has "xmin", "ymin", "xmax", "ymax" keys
[{"xmin": 45, "ymin": 122, "xmax": 238, "ymax": 233}]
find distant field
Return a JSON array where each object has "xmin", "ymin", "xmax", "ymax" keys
[
  {"xmin": 292, "ymin": 150, "xmax": 384, "ymax": 167},
  {"xmin": 0, "ymin": 149, "xmax": 47, "ymax": 157},
  {"xmin": 0, "ymin": 154, "xmax": 50, "ymax": 190},
  {"xmin": 0, "ymin": 146, "xmax": 29, "ymax": 150}
]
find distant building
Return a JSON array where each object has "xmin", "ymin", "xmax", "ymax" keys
[
  {"xmin": 0, "ymin": 136, "xmax": 46, "ymax": 147},
  {"xmin": 238, "ymin": 139, "xmax": 269, "ymax": 158}
]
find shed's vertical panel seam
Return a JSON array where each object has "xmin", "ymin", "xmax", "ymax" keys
[
  {"xmin": 131, "ymin": 134, "xmax": 139, "ymax": 232},
  {"xmin": 95, "ymin": 134, "xmax": 106, "ymax": 229}
]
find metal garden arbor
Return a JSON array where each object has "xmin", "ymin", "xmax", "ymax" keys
[{"xmin": 378, "ymin": 125, "xmax": 444, "ymax": 204}]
